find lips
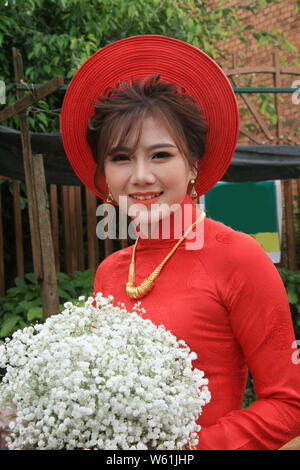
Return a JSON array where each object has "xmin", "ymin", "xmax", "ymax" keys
[
  {"xmin": 129, "ymin": 191, "xmax": 163, "ymax": 203},
  {"xmin": 130, "ymin": 192, "xmax": 163, "ymax": 197}
]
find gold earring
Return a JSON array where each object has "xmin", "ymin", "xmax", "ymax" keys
[
  {"xmin": 105, "ymin": 185, "xmax": 114, "ymax": 203},
  {"xmin": 189, "ymin": 179, "xmax": 198, "ymax": 199}
]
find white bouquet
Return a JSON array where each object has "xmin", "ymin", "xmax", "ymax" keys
[{"xmin": 0, "ymin": 293, "xmax": 210, "ymax": 450}]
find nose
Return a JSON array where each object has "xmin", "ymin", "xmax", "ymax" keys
[{"xmin": 130, "ymin": 158, "xmax": 156, "ymax": 186}]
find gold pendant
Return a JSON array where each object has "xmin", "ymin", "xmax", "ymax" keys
[
  {"xmin": 125, "ymin": 212, "xmax": 206, "ymax": 299},
  {"xmin": 125, "ymin": 280, "xmax": 155, "ymax": 299}
]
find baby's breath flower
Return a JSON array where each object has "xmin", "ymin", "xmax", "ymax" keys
[{"xmin": 0, "ymin": 293, "xmax": 210, "ymax": 450}]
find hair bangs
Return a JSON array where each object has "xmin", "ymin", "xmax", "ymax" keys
[{"xmin": 99, "ymin": 107, "xmax": 148, "ymax": 172}]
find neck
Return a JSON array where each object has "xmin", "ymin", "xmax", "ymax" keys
[{"xmin": 131, "ymin": 194, "xmax": 205, "ymax": 249}]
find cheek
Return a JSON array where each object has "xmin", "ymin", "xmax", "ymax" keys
[
  {"xmin": 161, "ymin": 163, "xmax": 190, "ymax": 186},
  {"xmin": 104, "ymin": 164, "xmax": 126, "ymax": 189},
  {"xmin": 94, "ymin": 166, "xmax": 107, "ymax": 191}
]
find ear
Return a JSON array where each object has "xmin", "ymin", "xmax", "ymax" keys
[
  {"xmin": 94, "ymin": 165, "xmax": 110, "ymax": 201},
  {"xmin": 189, "ymin": 165, "xmax": 198, "ymax": 181}
]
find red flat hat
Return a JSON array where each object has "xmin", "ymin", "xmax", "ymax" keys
[{"xmin": 61, "ymin": 35, "xmax": 239, "ymax": 200}]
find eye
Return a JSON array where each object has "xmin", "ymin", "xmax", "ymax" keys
[
  {"xmin": 152, "ymin": 152, "xmax": 172, "ymax": 159},
  {"xmin": 111, "ymin": 154, "xmax": 130, "ymax": 162},
  {"xmin": 110, "ymin": 152, "xmax": 172, "ymax": 162}
]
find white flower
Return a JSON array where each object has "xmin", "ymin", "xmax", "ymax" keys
[
  {"xmin": 0, "ymin": 294, "xmax": 210, "ymax": 450},
  {"xmin": 0, "ymin": 342, "xmax": 7, "ymax": 367}
]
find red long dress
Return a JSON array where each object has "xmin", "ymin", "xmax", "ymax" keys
[{"xmin": 93, "ymin": 193, "xmax": 300, "ymax": 450}]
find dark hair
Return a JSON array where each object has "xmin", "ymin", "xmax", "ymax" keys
[{"xmin": 86, "ymin": 74, "xmax": 208, "ymax": 179}]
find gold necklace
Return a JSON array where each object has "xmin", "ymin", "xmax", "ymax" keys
[{"xmin": 125, "ymin": 211, "xmax": 206, "ymax": 299}]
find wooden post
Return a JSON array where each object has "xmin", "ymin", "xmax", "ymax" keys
[
  {"xmin": 231, "ymin": 53, "xmax": 273, "ymax": 144},
  {"xmin": 86, "ymin": 188, "xmax": 99, "ymax": 274},
  {"xmin": 0, "ymin": 180, "xmax": 5, "ymax": 296},
  {"xmin": 273, "ymin": 50, "xmax": 284, "ymax": 144},
  {"xmin": 298, "ymin": 179, "xmax": 300, "ymax": 228},
  {"xmin": 12, "ymin": 180, "xmax": 24, "ymax": 279},
  {"xmin": 75, "ymin": 186, "xmax": 85, "ymax": 271},
  {"xmin": 61, "ymin": 186, "xmax": 71, "ymax": 274},
  {"xmin": 12, "ymin": 48, "xmax": 60, "ymax": 319},
  {"xmin": 0, "ymin": 76, "xmax": 64, "ymax": 124},
  {"xmin": 32, "ymin": 154, "xmax": 60, "ymax": 318},
  {"xmin": 120, "ymin": 239, "xmax": 128, "ymax": 250},
  {"xmin": 283, "ymin": 179, "xmax": 297, "ymax": 271},
  {"xmin": 68, "ymin": 186, "xmax": 77, "ymax": 273},
  {"xmin": 12, "ymin": 48, "xmax": 43, "ymax": 282},
  {"xmin": 273, "ymin": 51, "xmax": 297, "ymax": 270},
  {"xmin": 50, "ymin": 184, "xmax": 60, "ymax": 272}
]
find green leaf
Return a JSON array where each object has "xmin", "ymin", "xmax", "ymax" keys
[
  {"xmin": 38, "ymin": 113, "xmax": 48, "ymax": 127},
  {"xmin": 270, "ymin": 114, "xmax": 277, "ymax": 125},
  {"xmin": 14, "ymin": 277, "xmax": 27, "ymax": 291},
  {"xmin": 15, "ymin": 304, "xmax": 25, "ymax": 314},
  {"xmin": 56, "ymin": 272, "xmax": 71, "ymax": 281},
  {"xmin": 128, "ymin": 4, "xmax": 135, "ymax": 19},
  {"xmin": 19, "ymin": 319, "xmax": 28, "ymax": 330},
  {"xmin": 0, "ymin": 315, "xmax": 21, "ymax": 338},
  {"xmin": 6, "ymin": 287, "xmax": 19, "ymax": 296},
  {"xmin": 27, "ymin": 307, "xmax": 43, "ymax": 322},
  {"xmin": 25, "ymin": 273, "xmax": 36, "ymax": 284},
  {"xmin": 288, "ymin": 289, "xmax": 298, "ymax": 304},
  {"xmin": 2, "ymin": 301, "xmax": 16, "ymax": 313},
  {"xmin": 166, "ymin": 7, "xmax": 172, "ymax": 20},
  {"xmin": 24, "ymin": 291, "xmax": 39, "ymax": 302},
  {"xmin": 43, "ymin": 64, "xmax": 51, "ymax": 75},
  {"xmin": 58, "ymin": 287, "xmax": 71, "ymax": 300}
]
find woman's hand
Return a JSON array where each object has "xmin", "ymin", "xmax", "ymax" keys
[{"xmin": 279, "ymin": 436, "xmax": 300, "ymax": 450}]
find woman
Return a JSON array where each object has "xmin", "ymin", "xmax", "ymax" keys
[{"xmin": 61, "ymin": 35, "xmax": 300, "ymax": 450}]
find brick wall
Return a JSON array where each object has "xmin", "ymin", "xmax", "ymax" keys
[
  {"xmin": 210, "ymin": 0, "xmax": 299, "ymax": 67},
  {"xmin": 206, "ymin": 0, "xmax": 300, "ymax": 145},
  {"xmin": 202, "ymin": 1, "xmax": 300, "ymax": 269}
]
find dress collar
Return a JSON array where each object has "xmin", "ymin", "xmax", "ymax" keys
[{"xmin": 131, "ymin": 194, "xmax": 205, "ymax": 250}]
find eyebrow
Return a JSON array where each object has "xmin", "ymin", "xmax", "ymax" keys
[{"xmin": 108, "ymin": 143, "xmax": 177, "ymax": 155}]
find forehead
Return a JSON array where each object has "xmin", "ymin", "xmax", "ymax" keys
[
  {"xmin": 109, "ymin": 111, "xmax": 179, "ymax": 151},
  {"xmin": 134, "ymin": 115, "xmax": 176, "ymax": 143}
]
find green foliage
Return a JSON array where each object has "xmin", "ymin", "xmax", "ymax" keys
[
  {"xmin": 277, "ymin": 267, "xmax": 300, "ymax": 339},
  {"xmin": 0, "ymin": 0, "xmax": 296, "ymax": 133},
  {"xmin": 278, "ymin": 268, "xmax": 300, "ymax": 311},
  {"xmin": 0, "ymin": 269, "xmax": 94, "ymax": 338},
  {"xmin": 242, "ymin": 377, "xmax": 257, "ymax": 409},
  {"xmin": 234, "ymin": 73, "xmax": 285, "ymax": 136}
]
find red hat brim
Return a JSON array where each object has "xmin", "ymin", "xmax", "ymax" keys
[{"xmin": 61, "ymin": 35, "xmax": 239, "ymax": 200}]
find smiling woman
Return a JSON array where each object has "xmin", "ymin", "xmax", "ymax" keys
[
  {"xmin": 86, "ymin": 74, "xmax": 208, "ymax": 178},
  {"xmin": 103, "ymin": 114, "xmax": 198, "ymax": 231},
  {"xmin": 60, "ymin": 35, "xmax": 300, "ymax": 450},
  {"xmin": 86, "ymin": 75, "xmax": 208, "ymax": 231},
  {"xmin": 85, "ymin": 73, "xmax": 210, "ymax": 233}
]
